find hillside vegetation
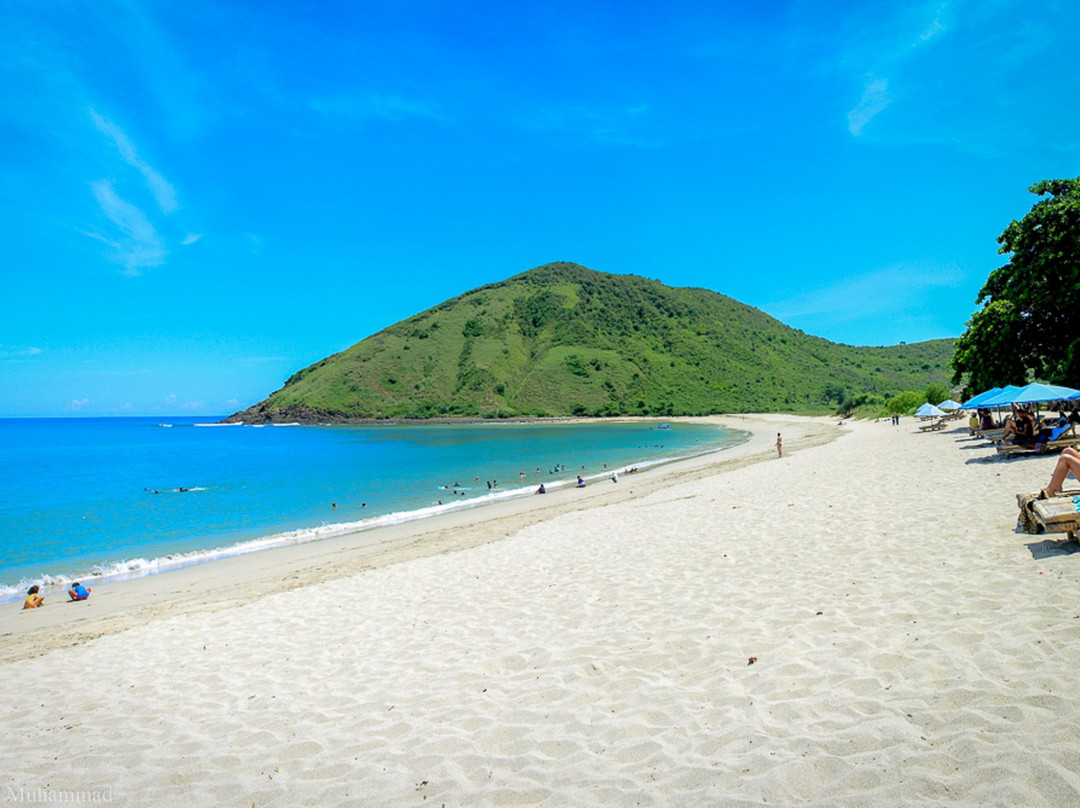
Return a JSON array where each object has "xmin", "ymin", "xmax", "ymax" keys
[{"xmin": 229, "ymin": 263, "xmax": 954, "ymax": 422}]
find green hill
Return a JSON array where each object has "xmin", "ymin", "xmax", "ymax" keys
[{"xmin": 228, "ymin": 262, "xmax": 955, "ymax": 422}]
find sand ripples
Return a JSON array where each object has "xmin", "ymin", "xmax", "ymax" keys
[{"xmin": 4, "ymin": 418, "xmax": 1080, "ymax": 805}]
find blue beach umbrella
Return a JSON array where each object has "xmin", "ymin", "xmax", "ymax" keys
[
  {"xmin": 938, "ymin": 399, "xmax": 963, "ymax": 411},
  {"xmin": 915, "ymin": 402, "xmax": 946, "ymax": 418},
  {"xmin": 960, "ymin": 387, "xmax": 1002, "ymax": 409},
  {"xmin": 1009, "ymin": 382, "xmax": 1080, "ymax": 404},
  {"xmin": 974, "ymin": 385, "xmax": 1025, "ymax": 408}
]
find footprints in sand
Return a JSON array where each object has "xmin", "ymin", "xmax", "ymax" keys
[{"xmin": 7, "ymin": 422, "xmax": 1080, "ymax": 804}]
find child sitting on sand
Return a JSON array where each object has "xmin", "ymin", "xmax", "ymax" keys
[
  {"xmin": 23, "ymin": 585, "xmax": 44, "ymax": 609},
  {"xmin": 68, "ymin": 582, "xmax": 91, "ymax": 601}
]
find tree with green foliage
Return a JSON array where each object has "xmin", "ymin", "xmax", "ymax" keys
[
  {"xmin": 924, "ymin": 382, "xmax": 951, "ymax": 406},
  {"xmin": 885, "ymin": 390, "xmax": 924, "ymax": 415},
  {"xmin": 952, "ymin": 177, "xmax": 1080, "ymax": 394}
]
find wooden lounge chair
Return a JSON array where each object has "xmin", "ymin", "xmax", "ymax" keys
[
  {"xmin": 1020, "ymin": 490, "xmax": 1080, "ymax": 541},
  {"xmin": 918, "ymin": 419, "xmax": 946, "ymax": 432},
  {"xmin": 1018, "ymin": 488, "xmax": 1080, "ymax": 536}
]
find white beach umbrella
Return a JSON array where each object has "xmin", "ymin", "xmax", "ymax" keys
[{"xmin": 915, "ymin": 402, "xmax": 946, "ymax": 418}]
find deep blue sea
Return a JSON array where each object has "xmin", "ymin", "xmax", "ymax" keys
[{"xmin": 0, "ymin": 417, "xmax": 744, "ymax": 601}]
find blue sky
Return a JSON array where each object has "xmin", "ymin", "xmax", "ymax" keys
[{"xmin": 1, "ymin": 0, "xmax": 1077, "ymax": 417}]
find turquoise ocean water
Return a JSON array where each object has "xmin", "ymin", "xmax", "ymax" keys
[{"xmin": 0, "ymin": 417, "xmax": 744, "ymax": 601}]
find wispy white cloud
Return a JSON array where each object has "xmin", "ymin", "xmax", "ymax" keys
[
  {"xmin": 181, "ymin": 233, "xmax": 203, "ymax": 246},
  {"xmin": 69, "ymin": 398, "xmax": 91, "ymax": 410},
  {"xmin": 762, "ymin": 263, "xmax": 966, "ymax": 327},
  {"xmin": 839, "ymin": 1, "xmax": 957, "ymax": 137},
  {"xmin": 310, "ymin": 94, "xmax": 443, "ymax": 123},
  {"xmin": 0, "ymin": 345, "xmax": 43, "ymax": 358},
  {"xmin": 847, "ymin": 77, "xmax": 891, "ymax": 136},
  {"xmin": 85, "ymin": 180, "xmax": 167, "ymax": 275},
  {"xmin": 90, "ymin": 109, "xmax": 177, "ymax": 212},
  {"xmin": 914, "ymin": 2, "xmax": 951, "ymax": 44}
]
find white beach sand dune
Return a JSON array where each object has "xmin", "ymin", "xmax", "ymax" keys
[{"xmin": 3, "ymin": 415, "xmax": 1080, "ymax": 807}]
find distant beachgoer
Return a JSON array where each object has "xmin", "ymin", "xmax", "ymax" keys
[
  {"xmin": 486, "ymin": 481, "xmax": 492, "ymax": 490},
  {"xmin": 332, "ymin": 502, "xmax": 337, "ymax": 509},
  {"xmin": 611, "ymin": 471, "xmax": 618, "ymax": 483},
  {"xmin": 361, "ymin": 502, "xmax": 366, "ymax": 509},
  {"xmin": 68, "ymin": 582, "xmax": 91, "ymax": 602},
  {"xmin": 776, "ymin": 433, "xmax": 783, "ymax": 458},
  {"xmin": 536, "ymin": 484, "xmax": 546, "ymax": 495},
  {"xmin": 576, "ymin": 476, "xmax": 586, "ymax": 488},
  {"xmin": 23, "ymin": 585, "xmax": 44, "ymax": 610}
]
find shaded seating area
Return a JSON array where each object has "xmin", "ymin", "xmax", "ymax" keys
[
  {"xmin": 958, "ymin": 383, "xmax": 1080, "ymax": 457},
  {"xmin": 914, "ymin": 402, "xmax": 948, "ymax": 432},
  {"xmin": 997, "ymin": 423, "xmax": 1080, "ymax": 457}
]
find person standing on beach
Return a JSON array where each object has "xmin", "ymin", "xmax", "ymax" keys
[{"xmin": 776, "ymin": 433, "xmax": 783, "ymax": 458}]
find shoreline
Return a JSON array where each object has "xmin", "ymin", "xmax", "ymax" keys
[
  {"xmin": 0, "ymin": 413, "xmax": 831, "ymax": 663},
  {"xmin": 6, "ymin": 412, "xmax": 1080, "ymax": 804},
  {"xmin": 0, "ymin": 414, "xmax": 740, "ymax": 603}
]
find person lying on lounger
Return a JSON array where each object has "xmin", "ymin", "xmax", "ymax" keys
[{"xmin": 1040, "ymin": 447, "xmax": 1080, "ymax": 499}]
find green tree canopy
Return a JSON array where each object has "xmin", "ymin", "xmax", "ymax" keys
[
  {"xmin": 952, "ymin": 177, "xmax": 1080, "ymax": 394},
  {"xmin": 885, "ymin": 390, "xmax": 924, "ymax": 415},
  {"xmin": 924, "ymin": 381, "xmax": 951, "ymax": 405}
]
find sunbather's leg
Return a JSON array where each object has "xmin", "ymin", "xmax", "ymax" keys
[{"xmin": 1042, "ymin": 448, "xmax": 1080, "ymax": 497}]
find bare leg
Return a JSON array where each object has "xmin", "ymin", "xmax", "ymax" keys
[
  {"xmin": 1043, "ymin": 447, "xmax": 1080, "ymax": 497},
  {"xmin": 999, "ymin": 418, "xmax": 1017, "ymax": 444}
]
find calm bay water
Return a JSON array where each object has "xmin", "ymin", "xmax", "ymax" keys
[{"xmin": 0, "ymin": 417, "xmax": 743, "ymax": 600}]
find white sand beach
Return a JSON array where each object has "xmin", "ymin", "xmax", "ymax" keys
[{"xmin": 3, "ymin": 414, "xmax": 1080, "ymax": 807}]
